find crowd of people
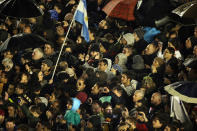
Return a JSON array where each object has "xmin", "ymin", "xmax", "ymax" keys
[{"xmin": 0, "ymin": 0, "xmax": 197, "ymax": 130}]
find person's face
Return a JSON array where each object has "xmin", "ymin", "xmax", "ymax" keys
[
  {"xmin": 164, "ymin": 49, "xmax": 173, "ymax": 60},
  {"xmin": 121, "ymin": 74, "xmax": 128, "ymax": 85},
  {"xmin": 89, "ymin": 31, "xmax": 95, "ymax": 41},
  {"xmin": 120, "ymin": 37, "xmax": 127, "ymax": 45},
  {"xmin": 136, "ymin": 112, "xmax": 145, "ymax": 122},
  {"xmin": 8, "ymin": 106, "xmax": 15, "ymax": 117},
  {"xmin": 20, "ymin": 74, "xmax": 28, "ymax": 83},
  {"xmin": 6, "ymin": 121, "xmax": 15, "ymax": 130},
  {"xmin": 100, "ymin": 44, "xmax": 107, "ymax": 53},
  {"xmin": 38, "ymin": 71, "xmax": 44, "ymax": 81},
  {"xmin": 56, "ymin": 26, "xmax": 64, "ymax": 36},
  {"xmin": 23, "ymin": 26, "xmax": 31, "ymax": 34},
  {"xmin": 76, "ymin": 79, "xmax": 86, "ymax": 91},
  {"xmin": 164, "ymin": 126, "xmax": 171, "ymax": 131},
  {"xmin": 4, "ymin": 51, "xmax": 13, "ymax": 59},
  {"xmin": 41, "ymin": 63, "xmax": 50, "ymax": 72},
  {"xmin": 49, "ymin": 93, "xmax": 56, "ymax": 103},
  {"xmin": 91, "ymin": 84, "xmax": 99, "ymax": 95},
  {"xmin": 76, "ymin": 36, "xmax": 82, "ymax": 44},
  {"xmin": 0, "ymin": 115, "xmax": 5, "ymax": 123},
  {"xmin": 66, "ymin": 101, "xmax": 72, "ymax": 110},
  {"xmin": 193, "ymin": 45, "xmax": 197, "ymax": 57},
  {"xmin": 145, "ymin": 44, "xmax": 157, "ymax": 55},
  {"xmin": 122, "ymin": 48, "xmax": 131, "ymax": 56},
  {"xmin": 7, "ymin": 84, "xmax": 15, "ymax": 95},
  {"xmin": 15, "ymin": 87, "xmax": 23, "ymax": 95},
  {"xmin": 152, "ymin": 59, "xmax": 160, "ymax": 68},
  {"xmin": 104, "ymin": 105, "xmax": 113, "ymax": 114},
  {"xmin": 194, "ymin": 27, "xmax": 197, "ymax": 38},
  {"xmin": 185, "ymin": 37, "xmax": 192, "ymax": 49},
  {"xmin": 44, "ymin": 44, "xmax": 53, "ymax": 55},
  {"xmin": 99, "ymin": 20, "xmax": 107, "ymax": 29},
  {"xmin": 98, "ymin": 61, "xmax": 107, "ymax": 71},
  {"xmin": 133, "ymin": 92, "xmax": 142, "ymax": 103},
  {"xmin": 32, "ymin": 49, "xmax": 42, "ymax": 60},
  {"xmin": 152, "ymin": 119, "xmax": 162, "ymax": 129},
  {"xmin": 91, "ymin": 103, "xmax": 101, "ymax": 114},
  {"xmin": 151, "ymin": 93, "xmax": 160, "ymax": 106}
]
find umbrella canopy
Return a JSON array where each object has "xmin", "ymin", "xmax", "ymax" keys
[
  {"xmin": 172, "ymin": 1, "xmax": 197, "ymax": 19},
  {"xmin": 0, "ymin": 33, "xmax": 48, "ymax": 52},
  {"xmin": 0, "ymin": 0, "xmax": 44, "ymax": 18},
  {"xmin": 102, "ymin": 0, "xmax": 138, "ymax": 21},
  {"xmin": 164, "ymin": 81, "xmax": 197, "ymax": 103}
]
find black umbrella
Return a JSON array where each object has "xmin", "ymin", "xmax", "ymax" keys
[
  {"xmin": 164, "ymin": 81, "xmax": 197, "ymax": 104},
  {"xmin": 172, "ymin": 1, "xmax": 197, "ymax": 20},
  {"xmin": 0, "ymin": 33, "xmax": 48, "ymax": 52},
  {"xmin": 0, "ymin": 0, "xmax": 44, "ymax": 18}
]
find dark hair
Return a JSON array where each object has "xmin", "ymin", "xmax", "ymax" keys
[
  {"xmin": 168, "ymin": 38, "xmax": 180, "ymax": 49},
  {"xmin": 99, "ymin": 59, "xmax": 108, "ymax": 66},
  {"xmin": 112, "ymin": 85, "xmax": 123, "ymax": 94},
  {"xmin": 166, "ymin": 47, "xmax": 175, "ymax": 55}
]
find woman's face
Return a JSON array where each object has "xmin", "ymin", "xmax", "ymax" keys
[{"xmin": 164, "ymin": 49, "xmax": 172, "ymax": 60}]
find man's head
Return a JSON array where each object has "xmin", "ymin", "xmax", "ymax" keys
[
  {"xmin": 145, "ymin": 42, "xmax": 158, "ymax": 55},
  {"xmin": 76, "ymin": 78, "xmax": 86, "ymax": 91},
  {"xmin": 41, "ymin": 59, "xmax": 53, "ymax": 72},
  {"xmin": 32, "ymin": 48, "xmax": 44, "ymax": 60},
  {"xmin": 5, "ymin": 117, "xmax": 15, "ymax": 131},
  {"xmin": 133, "ymin": 90, "xmax": 145, "ymax": 103},
  {"xmin": 121, "ymin": 71, "xmax": 132, "ymax": 85},
  {"xmin": 7, "ymin": 103, "xmax": 16, "ymax": 118},
  {"xmin": 98, "ymin": 59, "xmax": 108, "ymax": 72},
  {"xmin": 44, "ymin": 43, "xmax": 54, "ymax": 55},
  {"xmin": 151, "ymin": 92, "xmax": 162, "ymax": 106},
  {"xmin": 99, "ymin": 19, "xmax": 109, "ymax": 29},
  {"xmin": 91, "ymin": 100, "xmax": 102, "ymax": 115},
  {"xmin": 163, "ymin": 47, "xmax": 175, "ymax": 61}
]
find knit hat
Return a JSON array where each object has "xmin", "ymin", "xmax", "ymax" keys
[
  {"xmin": 42, "ymin": 59, "xmax": 53, "ymax": 67},
  {"xmin": 132, "ymin": 55, "xmax": 145, "ymax": 70},
  {"xmin": 134, "ymin": 27, "xmax": 145, "ymax": 40},
  {"xmin": 76, "ymin": 92, "xmax": 88, "ymax": 104},
  {"xmin": 71, "ymin": 98, "xmax": 81, "ymax": 111},
  {"xmin": 123, "ymin": 33, "xmax": 135, "ymax": 45},
  {"xmin": 39, "ymin": 97, "xmax": 48, "ymax": 107},
  {"xmin": 112, "ymin": 64, "xmax": 122, "ymax": 73},
  {"xmin": 0, "ymin": 109, "xmax": 5, "ymax": 116},
  {"xmin": 49, "ymin": 10, "xmax": 58, "ymax": 21}
]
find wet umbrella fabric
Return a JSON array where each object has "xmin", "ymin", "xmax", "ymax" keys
[
  {"xmin": 0, "ymin": 33, "xmax": 48, "ymax": 52},
  {"xmin": 172, "ymin": 0, "xmax": 197, "ymax": 19},
  {"xmin": 0, "ymin": 0, "xmax": 44, "ymax": 18},
  {"xmin": 102, "ymin": 0, "xmax": 138, "ymax": 21},
  {"xmin": 164, "ymin": 81, "xmax": 197, "ymax": 104}
]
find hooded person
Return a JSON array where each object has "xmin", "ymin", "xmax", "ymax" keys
[
  {"xmin": 115, "ymin": 53, "xmax": 128, "ymax": 72},
  {"xmin": 64, "ymin": 98, "xmax": 81, "ymax": 126}
]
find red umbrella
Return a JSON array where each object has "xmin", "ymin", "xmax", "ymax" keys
[{"xmin": 102, "ymin": 0, "xmax": 138, "ymax": 21}]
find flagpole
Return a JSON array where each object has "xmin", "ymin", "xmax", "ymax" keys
[{"xmin": 51, "ymin": 7, "xmax": 78, "ymax": 81}]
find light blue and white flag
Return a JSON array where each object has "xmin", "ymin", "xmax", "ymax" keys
[{"xmin": 74, "ymin": 0, "xmax": 89, "ymax": 42}]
